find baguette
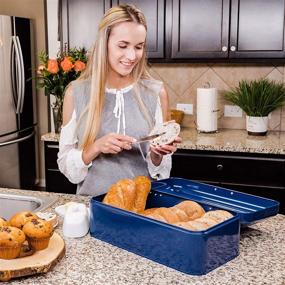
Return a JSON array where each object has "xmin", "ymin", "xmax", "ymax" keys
[
  {"xmin": 133, "ymin": 176, "xmax": 151, "ymax": 213},
  {"xmin": 103, "ymin": 176, "xmax": 151, "ymax": 212},
  {"xmin": 103, "ymin": 179, "xmax": 136, "ymax": 211}
]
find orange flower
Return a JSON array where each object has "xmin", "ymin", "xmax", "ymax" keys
[
  {"xmin": 61, "ymin": 57, "xmax": 73, "ymax": 72},
  {"xmin": 47, "ymin": 59, "xmax": 59, "ymax": 74},
  {"xmin": 74, "ymin": 60, "xmax": 86, "ymax": 72}
]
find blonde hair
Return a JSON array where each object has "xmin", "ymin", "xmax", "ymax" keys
[{"xmin": 78, "ymin": 4, "xmax": 153, "ymax": 149}]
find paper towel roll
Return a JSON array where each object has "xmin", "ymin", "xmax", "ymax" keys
[{"xmin": 197, "ymin": 88, "xmax": 218, "ymax": 132}]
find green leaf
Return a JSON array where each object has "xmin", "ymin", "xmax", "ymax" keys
[{"xmin": 224, "ymin": 79, "xmax": 285, "ymax": 116}]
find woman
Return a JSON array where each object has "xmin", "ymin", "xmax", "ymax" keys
[{"xmin": 57, "ymin": 4, "xmax": 181, "ymax": 196}]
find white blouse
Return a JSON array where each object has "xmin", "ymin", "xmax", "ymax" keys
[{"xmin": 57, "ymin": 86, "xmax": 172, "ymax": 185}]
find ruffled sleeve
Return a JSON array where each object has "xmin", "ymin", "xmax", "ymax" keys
[{"xmin": 57, "ymin": 110, "xmax": 91, "ymax": 184}]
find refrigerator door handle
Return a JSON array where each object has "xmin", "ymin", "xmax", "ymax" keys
[
  {"xmin": 10, "ymin": 37, "xmax": 17, "ymax": 111},
  {"xmin": 0, "ymin": 124, "xmax": 37, "ymax": 139},
  {"xmin": 16, "ymin": 36, "xmax": 25, "ymax": 113},
  {"xmin": 0, "ymin": 131, "xmax": 35, "ymax": 147},
  {"xmin": 12, "ymin": 36, "xmax": 22, "ymax": 114}
]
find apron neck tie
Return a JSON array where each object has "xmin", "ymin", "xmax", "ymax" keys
[{"xmin": 113, "ymin": 90, "xmax": 126, "ymax": 135}]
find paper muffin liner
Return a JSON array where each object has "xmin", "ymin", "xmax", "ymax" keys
[
  {"xmin": 0, "ymin": 244, "xmax": 21, "ymax": 259},
  {"xmin": 27, "ymin": 236, "xmax": 51, "ymax": 251}
]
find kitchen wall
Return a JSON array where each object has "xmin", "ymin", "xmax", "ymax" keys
[
  {"xmin": 149, "ymin": 63, "xmax": 285, "ymax": 131},
  {"xmin": 0, "ymin": 0, "xmax": 48, "ymax": 186}
]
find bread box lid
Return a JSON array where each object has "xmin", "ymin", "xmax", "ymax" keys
[{"xmin": 151, "ymin": 178, "xmax": 279, "ymax": 226}]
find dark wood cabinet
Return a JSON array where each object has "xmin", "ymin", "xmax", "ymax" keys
[
  {"xmin": 111, "ymin": 0, "xmax": 165, "ymax": 58},
  {"xmin": 171, "ymin": 149, "xmax": 285, "ymax": 214},
  {"xmin": 60, "ymin": 0, "xmax": 111, "ymax": 51},
  {"xmin": 57, "ymin": 0, "xmax": 285, "ymax": 62},
  {"xmin": 168, "ymin": 0, "xmax": 285, "ymax": 60},
  {"xmin": 170, "ymin": 0, "xmax": 230, "ymax": 59},
  {"xmin": 60, "ymin": 0, "xmax": 164, "ymax": 58},
  {"xmin": 230, "ymin": 0, "xmax": 285, "ymax": 59},
  {"xmin": 44, "ymin": 141, "xmax": 77, "ymax": 194}
]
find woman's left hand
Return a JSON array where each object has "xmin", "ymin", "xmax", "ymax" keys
[
  {"xmin": 150, "ymin": 136, "xmax": 182, "ymax": 156},
  {"xmin": 149, "ymin": 136, "xmax": 182, "ymax": 166}
]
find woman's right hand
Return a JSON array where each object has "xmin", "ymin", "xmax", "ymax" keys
[
  {"xmin": 82, "ymin": 133, "xmax": 135, "ymax": 165},
  {"xmin": 94, "ymin": 133, "xmax": 135, "ymax": 154}
]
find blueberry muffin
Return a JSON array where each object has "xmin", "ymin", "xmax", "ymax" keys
[
  {"xmin": 22, "ymin": 218, "xmax": 53, "ymax": 251},
  {"xmin": 0, "ymin": 226, "xmax": 26, "ymax": 259},
  {"xmin": 9, "ymin": 211, "xmax": 38, "ymax": 229},
  {"xmin": 0, "ymin": 217, "xmax": 8, "ymax": 227}
]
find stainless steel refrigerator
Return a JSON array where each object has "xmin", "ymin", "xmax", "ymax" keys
[{"xmin": 0, "ymin": 15, "xmax": 38, "ymax": 189}]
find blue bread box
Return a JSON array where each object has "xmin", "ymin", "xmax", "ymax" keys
[{"xmin": 90, "ymin": 178, "xmax": 279, "ymax": 275}]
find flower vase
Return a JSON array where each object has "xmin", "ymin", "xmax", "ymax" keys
[
  {"xmin": 246, "ymin": 115, "xmax": 268, "ymax": 136},
  {"xmin": 52, "ymin": 105, "xmax": 63, "ymax": 133}
]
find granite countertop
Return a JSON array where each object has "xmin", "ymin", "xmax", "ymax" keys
[
  {"xmin": 178, "ymin": 128, "xmax": 285, "ymax": 154},
  {"xmin": 41, "ymin": 129, "xmax": 285, "ymax": 154},
  {"xmin": 1, "ymin": 188, "xmax": 285, "ymax": 285},
  {"xmin": 41, "ymin": 133, "xmax": 60, "ymax": 142}
]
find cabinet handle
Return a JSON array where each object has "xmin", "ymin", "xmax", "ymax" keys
[
  {"xmin": 217, "ymin": 164, "xmax": 223, "ymax": 171},
  {"xmin": 230, "ymin": 46, "xmax": 236, "ymax": 51},
  {"xmin": 222, "ymin": 46, "xmax": 228, "ymax": 52},
  {"xmin": 47, "ymin": 144, "xmax": 59, "ymax": 149}
]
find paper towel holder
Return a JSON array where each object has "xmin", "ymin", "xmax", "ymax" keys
[
  {"xmin": 201, "ymin": 83, "xmax": 220, "ymax": 113},
  {"xmin": 196, "ymin": 85, "xmax": 219, "ymax": 133},
  {"xmin": 203, "ymin": 81, "xmax": 211, "ymax": 88}
]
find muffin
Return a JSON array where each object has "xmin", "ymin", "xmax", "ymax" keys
[
  {"xmin": 22, "ymin": 218, "xmax": 53, "ymax": 251},
  {"xmin": 0, "ymin": 217, "xmax": 8, "ymax": 227},
  {"xmin": 9, "ymin": 211, "xmax": 38, "ymax": 229},
  {"xmin": 0, "ymin": 226, "xmax": 26, "ymax": 259}
]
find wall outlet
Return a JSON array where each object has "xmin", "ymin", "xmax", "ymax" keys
[
  {"xmin": 176, "ymin": 103, "xmax": 193, "ymax": 115},
  {"xmin": 224, "ymin": 105, "xmax": 243, "ymax": 117}
]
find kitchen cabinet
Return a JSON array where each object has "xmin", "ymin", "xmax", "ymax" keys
[
  {"xmin": 57, "ymin": 0, "xmax": 285, "ymax": 61},
  {"xmin": 60, "ymin": 0, "xmax": 111, "ymax": 50},
  {"xmin": 44, "ymin": 141, "xmax": 77, "ymax": 194},
  {"xmin": 229, "ymin": 0, "xmax": 285, "ymax": 59},
  {"xmin": 60, "ymin": 0, "xmax": 165, "ymax": 58},
  {"xmin": 170, "ymin": 0, "xmax": 230, "ymax": 59},
  {"xmin": 111, "ymin": 0, "xmax": 165, "ymax": 58},
  {"xmin": 170, "ymin": 0, "xmax": 285, "ymax": 60},
  {"xmin": 171, "ymin": 149, "xmax": 285, "ymax": 214}
]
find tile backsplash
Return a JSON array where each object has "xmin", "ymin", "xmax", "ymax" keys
[{"xmin": 149, "ymin": 63, "xmax": 285, "ymax": 131}]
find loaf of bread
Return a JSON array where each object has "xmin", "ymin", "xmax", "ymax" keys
[
  {"xmin": 173, "ymin": 210, "xmax": 233, "ymax": 231},
  {"xmin": 142, "ymin": 203, "xmax": 233, "ymax": 232},
  {"xmin": 174, "ymin": 220, "xmax": 209, "ymax": 231},
  {"xmin": 133, "ymin": 176, "xmax": 152, "ymax": 213},
  {"xmin": 173, "ymin": 201, "xmax": 206, "ymax": 220},
  {"xmin": 203, "ymin": 210, "xmax": 233, "ymax": 222},
  {"xmin": 146, "ymin": 207, "xmax": 181, "ymax": 224},
  {"xmin": 103, "ymin": 179, "xmax": 136, "ymax": 211},
  {"xmin": 141, "ymin": 201, "xmax": 205, "ymax": 224},
  {"xmin": 103, "ymin": 176, "xmax": 151, "ymax": 212}
]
